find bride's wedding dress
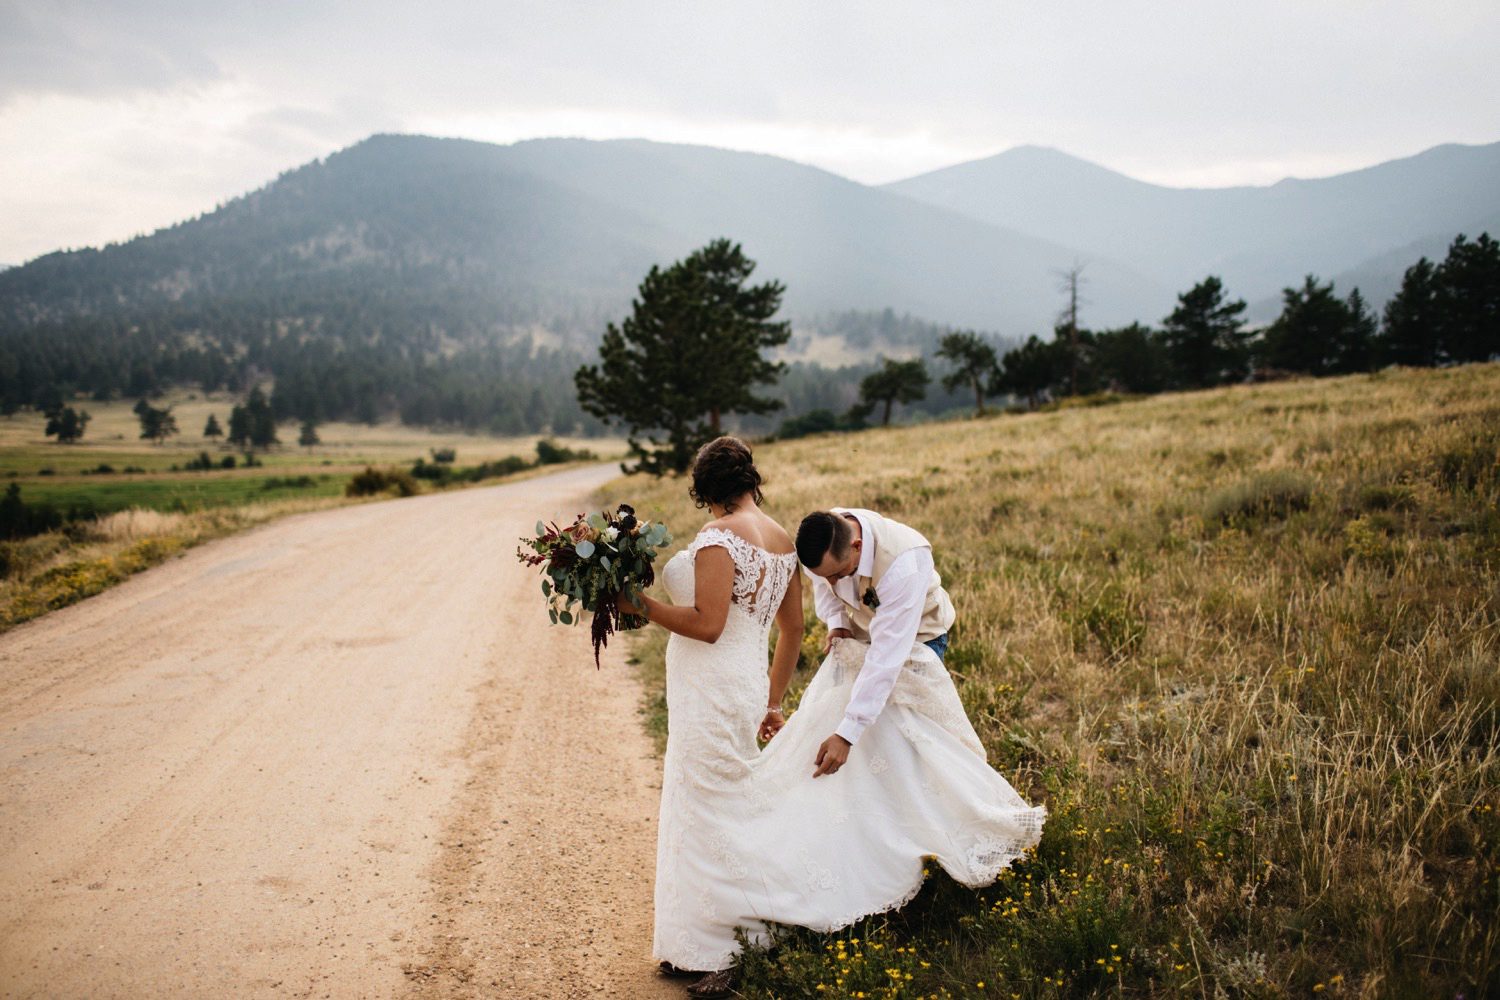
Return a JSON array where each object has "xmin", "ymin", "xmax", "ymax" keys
[{"xmin": 654, "ymin": 528, "xmax": 1047, "ymax": 973}]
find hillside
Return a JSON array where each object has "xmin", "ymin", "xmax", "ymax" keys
[
  {"xmin": 887, "ymin": 141, "xmax": 1500, "ymax": 320},
  {"xmin": 621, "ymin": 362, "xmax": 1500, "ymax": 996},
  {"xmin": 3, "ymin": 133, "xmax": 1493, "ymax": 431}
]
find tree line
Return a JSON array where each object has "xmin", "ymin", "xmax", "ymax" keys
[
  {"xmin": 578, "ymin": 234, "xmax": 1498, "ymax": 474},
  {"xmin": 993, "ymin": 233, "xmax": 1497, "ymax": 406}
]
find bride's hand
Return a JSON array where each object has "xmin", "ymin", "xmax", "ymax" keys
[
  {"xmin": 616, "ymin": 590, "xmax": 645, "ymax": 616},
  {"xmin": 757, "ymin": 708, "xmax": 785, "ymax": 743}
]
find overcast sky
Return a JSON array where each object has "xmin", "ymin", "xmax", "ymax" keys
[{"xmin": 2, "ymin": 0, "xmax": 1496, "ymax": 265}]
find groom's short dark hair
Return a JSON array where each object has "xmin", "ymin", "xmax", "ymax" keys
[{"xmin": 796, "ymin": 511, "xmax": 852, "ymax": 568}]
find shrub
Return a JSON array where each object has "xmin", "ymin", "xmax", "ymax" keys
[
  {"xmin": 0, "ymin": 484, "xmax": 63, "ymax": 540},
  {"xmin": 535, "ymin": 439, "xmax": 596, "ymax": 464},
  {"xmin": 1434, "ymin": 432, "xmax": 1499, "ymax": 492},
  {"xmin": 410, "ymin": 458, "xmax": 453, "ymax": 482},
  {"xmin": 429, "ymin": 448, "xmax": 456, "ymax": 464},
  {"xmin": 345, "ymin": 467, "xmax": 418, "ymax": 497},
  {"xmin": 260, "ymin": 475, "xmax": 316, "ymax": 490},
  {"xmin": 774, "ymin": 408, "xmax": 863, "ymax": 440},
  {"xmin": 1204, "ymin": 470, "xmax": 1313, "ymax": 527}
]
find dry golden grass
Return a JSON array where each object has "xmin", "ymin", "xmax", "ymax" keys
[
  {"xmin": 0, "ymin": 493, "xmax": 359, "ymax": 631},
  {"xmin": 0, "ymin": 389, "xmax": 624, "ymax": 475},
  {"xmin": 608, "ymin": 363, "xmax": 1499, "ymax": 998}
]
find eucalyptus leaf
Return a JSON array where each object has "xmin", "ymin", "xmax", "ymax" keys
[
  {"xmin": 535, "ymin": 520, "xmax": 546, "ymax": 536},
  {"xmin": 559, "ymin": 610, "xmax": 573, "ymax": 625},
  {"xmin": 549, "ymin": 608, "xmax": 559, "ymax": 625},
  {"xmin": 575, "ymin": 539, "xmax": 595, "ymax": 559}
]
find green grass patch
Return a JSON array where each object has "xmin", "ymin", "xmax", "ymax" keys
[{"xmin": 17, "ymin": 473, "xmax": 346, "ymax": 515}]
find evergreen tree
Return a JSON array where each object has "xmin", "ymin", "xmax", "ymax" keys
[
  {"xmin": 1338, "ymin": 288, "xmax": 1379, "ymax": 374},
  {"xmin": 298, "ymin": 419, "xmax": 320, "ymax": 450},
  {"xmin": 994, "ymin": 335, "xmax": 1060, "ymax": 409},
  {"xmin": 574, "ymin": 239, "xmax": 790, "ymax": 475},
  {"xmin": 1259, "ymin": 275, "xmax": 1354, "ymax": 375},
  {"xmin": 227, "ymin": 405, "xmax": 251, "ymax": 448},
  {"xmin": 1162, "ymin": 276, "xmax": 1249, "ymax": 387},
  {"xmin": 1091, "ymin": 323, "xmax": 1172, "ymax": 394},
  {"xmin": 856, "ymin": 357, "xmax": 929, "ymax": 427},
  {"xmin": 935, "ymin": 331, "xmax": 1000, "ymax": 416},
  {"xmin": 133, "ymin": 398, "xmax": 178, "ymax": 445},
  {"xmin": 203, "ymin": 413, "xmax": 223, "ymax": 441},
  {"xmin": 1382, "ymin": 257, "xmax": 1441, "ymax": 366},
  {"xmin": 44, "ymin": 405, "xmax": 90, "ymax": 443},
  {"xmin": 1432, "ymin": 232, "xmax": 1500, "ymax": 363},
  {"xmin": 246, "ymin": 387, "xmax": 279, "ymax": 449}
]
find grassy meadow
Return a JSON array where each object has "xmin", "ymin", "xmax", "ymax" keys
[
  {"xmin": 0, "ymin": 390, "xmax": 622, "ymax": 631},
  {"xmin": 611, "ymin": 363, "xmax": 1499, "ymax": 999}
]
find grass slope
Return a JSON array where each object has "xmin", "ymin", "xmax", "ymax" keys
[{"xmin": 611, "ymin": 363, "xmax": 1499, "ymax": 998}]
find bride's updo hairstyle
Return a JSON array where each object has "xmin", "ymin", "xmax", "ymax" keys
[{"xmin": 689, "ymin": 436, "xmax": 764, "ymax": 513}]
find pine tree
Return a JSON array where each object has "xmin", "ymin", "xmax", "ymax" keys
[
  {"xmin": 1259, "ymin": 275, "xmax": 1354, "ymax": 375},
  {"xmin": 1432, "ymin": 232, "xmax": 1500, "ymax": 363},
  {"xmin": 246, "ymin": 387, "xmax": 279, "ymax": 449},
  {"xmin": 44, "ymin": 406, "xmax": 90, "ymax": 444},
  {"xmin": 227, "ymin": 405, "xmax": 251, "ymax": 448},
  {"xmin": 935, "ymin": 331, "xmax": 1000, "ymax": 416},
  {"xmin": 133, "ymin": 399, "xmax": 178, "ymax": 445},
  {"xmin": 994, "ymin": 335, "xmax": 1060, "ymax": 409},
  {"xmin": 298, "ymin": 419, "xmax": 320, "ymax": 450},
  {"xmin": 857, "ymin": 358, "xmax": 929, "ymax": 427},
  {"xmin": 203, "ymin": 413, "xmax": 223, "ymax": 441},
  {"xmin": 1338, "ymin": 288, "xmax": 1379, "ymax": 374},
  {"xmin": 1162, "ymin": 277, "xmax": 1249, "ymax": 387},
  {"xmin": 574, "ymin": 239, "xmax": 790, "ymax": 475}
]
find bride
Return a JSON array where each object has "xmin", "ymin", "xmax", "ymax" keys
[
  {"xmin": 623, "ymin": 437, "xmax": 1046, "ymax": 1000},
  {"xmin": 618, "ymin": 435, "xmax": 803, "ymax": 998}
]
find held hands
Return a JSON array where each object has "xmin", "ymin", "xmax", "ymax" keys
[
  {"xmin": 813, "ymin": 733, "xmax": 851, "ymax": 777},
  {"xmin": 823, "ymin": 627, "xmax": 853, "ymax": 653},
  {"xmin": 757, "ymin": 708, "xmax": 785, "ymax": 743}
]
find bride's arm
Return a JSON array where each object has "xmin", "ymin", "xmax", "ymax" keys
[
  {"xmin": 759, "ymin": 572, "xmax": 804, "ymax": 740},
  {"xmin": 627, "ymin": 545, "xmax": 734, "ymax": 643}
]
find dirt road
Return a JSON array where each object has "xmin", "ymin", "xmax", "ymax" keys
[{"xmin": 0, "ymin": 465, "xmax": 678, "ymax": 999}]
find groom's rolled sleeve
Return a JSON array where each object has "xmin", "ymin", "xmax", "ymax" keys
[
  {"xmin": 834, "ymin": 547, "xmax": 932, "ymax": 745},
  {"xmin": 807, "ymin": 568, "xmax": 849, "ymax": 631}
]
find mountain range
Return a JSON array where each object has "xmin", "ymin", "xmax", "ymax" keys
[
  {"xmin": 0, "ymin": 133, "xmax": 1495, "ymax": 429},
  {"xmin": 886, "ymin": 140, "xmax": 1500, "ymax": 320}
]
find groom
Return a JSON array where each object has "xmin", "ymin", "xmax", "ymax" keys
[{"xmin": 795, "ymin": 507, "xmax": 956, "ymax": 777}]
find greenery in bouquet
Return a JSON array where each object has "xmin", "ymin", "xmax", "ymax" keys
[{"xmin": 516, "ymin": 504, "xmax": 671, "ymax": 667}]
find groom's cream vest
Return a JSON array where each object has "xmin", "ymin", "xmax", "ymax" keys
[{"xmin": 832, "ymin": 507, "xmax": 956, "ymax": 643}]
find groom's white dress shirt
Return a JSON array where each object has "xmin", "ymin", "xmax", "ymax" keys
[{"xmin": 807, "ymin": 509, "xmax": 937, "ymax": 746}]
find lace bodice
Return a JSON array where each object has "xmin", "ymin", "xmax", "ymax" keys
[{"xmin": 662, "ymin": 527, "xmax": 798, "ymax": 630}]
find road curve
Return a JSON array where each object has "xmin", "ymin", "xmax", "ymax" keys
[{"xmin": 0, "ymin": 464, "xmax": 677, "ymax": 999}]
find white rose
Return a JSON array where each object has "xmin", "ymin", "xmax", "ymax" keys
[{"xmin": 602, "ymin": 526, "xmax": 620, "ymax": 543}]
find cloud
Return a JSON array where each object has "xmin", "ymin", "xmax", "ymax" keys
[
  {"xmin": 0, "ymin": 0, "xmax": 1497, "ymax": 261},
  {"xmin": 0, "ymin": 1, "xmax": 222, "ymax": 105}
]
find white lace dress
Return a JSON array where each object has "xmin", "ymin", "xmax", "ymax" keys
[
  {"xmin": 653, "ymin": 527, "xmax": 799, "ymax": 972},
  {"xmin": 653, "ymin": 532, "xmax": 1047, "ymax": 973}
]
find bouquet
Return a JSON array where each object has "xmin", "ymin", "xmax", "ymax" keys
[{"xmin": 516, "ymin": 503, "xmax": 672, "ymax": 667}]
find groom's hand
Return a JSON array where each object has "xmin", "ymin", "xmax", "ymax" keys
[
  {"xmin": 813, "ymin": 734, "xmax": 850, "ymax": 777},
  {"xmin": 823, "ymin": 628, "xmax": 853, "ymax": 653}
]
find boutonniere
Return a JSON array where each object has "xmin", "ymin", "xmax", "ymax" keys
[{"xmin": 862, "ymin": 586, "xmax": 881, "ymax": 610}]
